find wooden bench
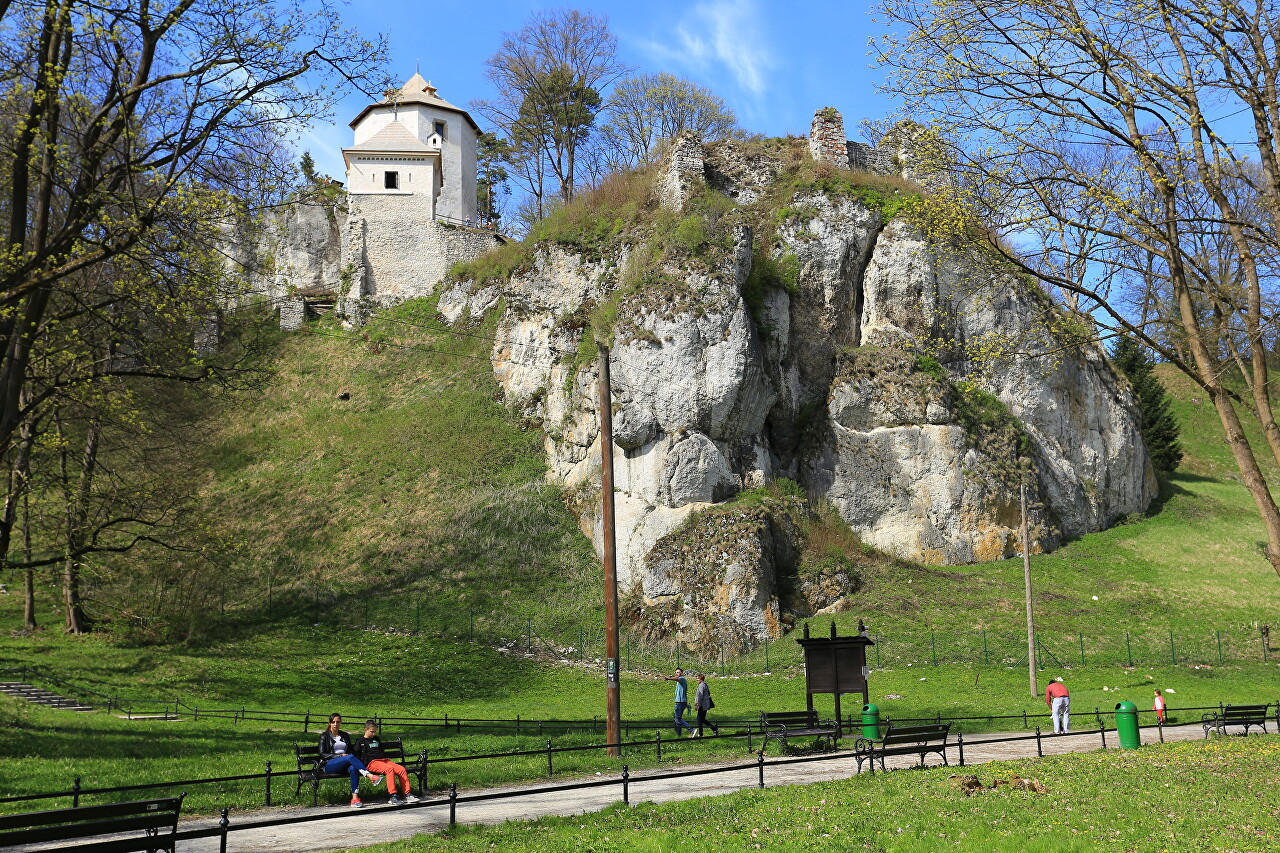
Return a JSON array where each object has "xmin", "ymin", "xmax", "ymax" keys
[
  {"xmin": 1202, "ymin": 703, "xmax": 1271, "ymax": 738},
  {"xmin": 760, "ymin": 710, "xmax": 839, "ymax": 753},
  {"xmin": 0, "ymin": 795, "xmax": 183, "ymax": 852},
  {"xmin": 854, "ymin": 722, "xmax": 951, "ymax": 773},
  {"xmin": 295, "ymin": 737, "xmax": 426, "ymax": 805}
]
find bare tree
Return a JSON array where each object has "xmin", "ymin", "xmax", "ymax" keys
[
  {"xmin": 598, "ymin": 73, "xmax": 739, "ymax": 171},
  {"xmin": 475, "ymin": 9, "xmax": 628, "ymax": 208},
  {"xmin": 875, "ymin": 0, "xmax": 1280, "ymax": 573},
  {"xmin": 0, "ymin": 0, "xmax": 387, "ymax": 461}
]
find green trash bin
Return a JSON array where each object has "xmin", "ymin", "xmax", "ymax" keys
[
  {"xmin": 1115, "ymin": 700, "xmax": 1140, "ymax": 749},
  {"xmin": 861, "ymin": 703, "xmax": 881, "ymax": 739}
]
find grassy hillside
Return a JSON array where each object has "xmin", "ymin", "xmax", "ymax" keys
[
  {"xmin": 8, "ymin": 296, "xmax": 1280, "ymax": 663},
  {"xmin": 163, "ymin": 298, "xmax": 600, "ymax": 639}
]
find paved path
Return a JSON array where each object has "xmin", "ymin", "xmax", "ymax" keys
[{"xmin": 15, "ymin": 722, "xmax": 1208, "ymax": 853}]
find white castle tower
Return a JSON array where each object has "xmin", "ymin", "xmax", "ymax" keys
[
  {"xmin": 337, "ymin": 74, "xmax": 498, "ymax": 311},
  {"xmin": 343, "ymin": 73, "xmax": 479, "ymax": 222}
]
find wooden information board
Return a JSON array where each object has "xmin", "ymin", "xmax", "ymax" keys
[{"xmin": 795, "ymin": 621, "xmax": 875, "ymax": 736}]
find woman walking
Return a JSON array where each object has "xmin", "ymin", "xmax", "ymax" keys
[
  {"xmin": 319, "ymin": 713, "xmax": 382, "ymax": 807},
  {"xmin": 693, "ymin": 673, "xmax": 719, "ymax": 737}
]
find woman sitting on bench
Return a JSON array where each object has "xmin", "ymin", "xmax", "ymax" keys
[{"xmin": 319, "ymin": 713, "xmax": 382, "ymax": 807}]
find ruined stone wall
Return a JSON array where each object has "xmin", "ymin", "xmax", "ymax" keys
[
  {"xmin": 809, "ymin": 108, "xmax": 850, "ymax": 166},
  {"xmin": 810, "ymin": 107, "xmax": 900, "ymax": 177},
  {"xmin": 847, "ymin": 141, "xmax": 895, "ymax": 175},
  {"xmin": 342, "ymin": 195, "xmax": 501, "ymax": 307},
  {"xmin": 659, "ymin": 132, "xmax": 706, "ymax": 211}
]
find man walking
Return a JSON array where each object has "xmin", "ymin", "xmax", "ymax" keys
[
  {"xmin": 1046, "ymin": 676, "xmax": 1070, "ymax": 733},
  {"xmin": 662, "ymin": 667, "xmax": 697, "ymax": 736}
]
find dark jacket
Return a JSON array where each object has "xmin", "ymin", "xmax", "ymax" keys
[
  {"xmin": 355, "ymin": 735, "xmax": 386, "ymax": 763},
  {"xmin": 695, "ymin": 681, "xmax": 713, "ymax": 711},
  {"xmin": 319, "ymin": 729, "xmax": 355, "ymax": 762}
]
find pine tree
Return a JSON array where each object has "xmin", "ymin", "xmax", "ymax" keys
[{"xmin": 1111, "ymin": 338, "xmax": 1183, "ymax": 473}]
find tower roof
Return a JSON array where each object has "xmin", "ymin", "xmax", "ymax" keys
[
  {"xmin": 349, "ymin": 74, "xmax": 480, "ymax": 132},
  {"xmin": 344, "ymin": 120, "xmax": 439, "ymax": 155}
]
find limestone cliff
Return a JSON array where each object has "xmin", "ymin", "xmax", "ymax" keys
[{"xmin": 440, "ymin": 119, "xmax": 1157, "ymax": 653}]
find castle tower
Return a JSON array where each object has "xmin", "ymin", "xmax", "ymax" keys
[
  {"xmin": 343, "ymin": 73, "xmax": 479, "ymax": 221},
  {"xmin": 339, "ymin": 74, "xmax": 495, "ymax": 306}
]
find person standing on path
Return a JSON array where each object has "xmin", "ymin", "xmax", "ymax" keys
[
  {"xmin": 1153, "ymin": 689, "xmax": 1166, "ymax": 724},
  {"xmin": 662, "ymin": 667, "xmax": 697, "ymax": 736},
  {"xmin": 693, "ymin": 672, "xmax": 719, "ymax": 737},
  {"xmin": 1045, "ymin": 677, "xmax": 1070, "ymax": 733}
]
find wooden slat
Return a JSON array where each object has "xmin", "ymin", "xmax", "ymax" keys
[{"xmin": 0, "ymin": 798, "xmax": 181, "ymax": 831}]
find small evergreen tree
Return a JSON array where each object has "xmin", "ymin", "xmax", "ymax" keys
[
  {"xmin": 1111, "ymin": 337, "xmax": 1183, "ymax": 473},
  {"xmin": 300, "ymin": 151, "xmax": 318, "ymax": 184}
]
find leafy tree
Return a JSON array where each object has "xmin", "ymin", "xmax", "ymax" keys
[
  {"xmin": 476, "ymin": 9, "xmax": 627, "ymax": 209},
  {"xmin": 599, "ymin": 73, "xmax": 738, "ymax": 170},
  {"xmin": 0, "ymin": 0, "xmax": 386, "ymax": 630},
  {"xmin": 1111, "ymin": 338, "xmax": 1182, "ymax": 474},
  {"xmin": 476, "ymin": 132, "xmax": 512, "ymax": 225},
  {"xmin": 875, "ymin": 0, "xmax": 1280, "ymax": 575}
]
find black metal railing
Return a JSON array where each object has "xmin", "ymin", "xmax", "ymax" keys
[{"xmin": 153, "ymin": 714, "xmax": 1226, "ymax": 852}]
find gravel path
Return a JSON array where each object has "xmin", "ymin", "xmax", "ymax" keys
[{"xmin": 11, "ymin": 722, "xmax": 1209, "ymax": 853}]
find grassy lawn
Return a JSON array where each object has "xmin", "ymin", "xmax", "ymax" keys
[
  {"xmin": 4, "ymin": 618, "xmax": 1280, "ymax": 816},
  {"xmin": 338, "ymin": 736, "xmax": 1280, "ymax": 853}
]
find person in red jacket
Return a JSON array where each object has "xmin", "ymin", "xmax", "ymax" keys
[{"xmin": 1045, "ymin": 677, "xmax": 1070, "ymax": 733}]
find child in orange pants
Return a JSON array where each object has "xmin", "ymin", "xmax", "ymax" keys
[
  {"xmin": 355, "ymin": 721, "xmax": 421, "ymax": 805},
  {"xmin": 1153, "ymin": 689, "xmax": 1166, "ymax": 723}
]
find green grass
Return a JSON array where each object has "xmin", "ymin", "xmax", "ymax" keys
[
  {"xmin": 115, "ymin": 294, "xmax": 599, "ymax": 639},
  {"xmin": 4, "ymin": 610, "xmax": 1280, "ymax": 816},
  {"xmin": 7, "ymin": 300, "xmax": 1280, "ymax": 823},
  {"xmin": 338, "ymin": 736, "xmax": 1280, "ymax": 852}
]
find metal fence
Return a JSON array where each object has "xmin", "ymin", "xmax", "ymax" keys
[
  {"xmin": 322, "ymin": 600, "xmax": 1280, "ymax": 673},
  {"xmin": 13, "ymin": 712, "xmax": 1242, "ymax": 852},
  {"xmin": 4, "ymin": 698, "xmax": 1272, "ymax": 814}
]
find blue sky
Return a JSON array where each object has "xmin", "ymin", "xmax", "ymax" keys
[{"xmin": 304, "ymin": 0, "xmax": 892, "ymax": 178}]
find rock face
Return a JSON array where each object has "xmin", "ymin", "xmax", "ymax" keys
[{"xmin": 447, "ymin": 115, "xmax": 1158, "ymax": 651}]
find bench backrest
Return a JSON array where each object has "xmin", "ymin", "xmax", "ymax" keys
[
  {"xmin": 762, "ymin": 711, "xmax": 824, "ymax": 727},
  {"xmin": 0, "ymin": 796, "xmax": 183, "ymax": 850},
  {"xmin": 296, "ymin": 741, "xmax": 327, "ymax": 773},
  {"xmin": 881, "ymin": 723, "xmax": 951, "ymax": 745},
  {"xmin": 366, "ymin": 736, "xmax": 408, "ymax": 763},
  {"xmin": 1222, "ymin": 704, "xmax": 1270, "ymax": 719},
  {"xmin": 297, "ymin": 737, "xmax": 411, "ymax": 772}
]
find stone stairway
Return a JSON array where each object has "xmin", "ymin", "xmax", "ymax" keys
[{"xmin": 0, "ymin": 681, "xmax": 96, "ymax": 712}]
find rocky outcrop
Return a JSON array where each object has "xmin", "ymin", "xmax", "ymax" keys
[
  {"xmin": 446, "ymin": 121, "xmax": 1157, "ymax": 650},
  {"xmin": 270, "ymin": 201, "xmax": 345, "ymax": 296}
]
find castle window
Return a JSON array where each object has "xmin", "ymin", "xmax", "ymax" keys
[
  {"xmin": 435, "ymin": 121, "xmax": 446, "ymax": 138},
  {"xmin": 384, "ymin": 171, "xmax": 399, "ymax": 189}
]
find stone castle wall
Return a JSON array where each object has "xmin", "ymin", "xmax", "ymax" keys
[
  {"xmin": 809, "ymin": 108, "xmax": 849, "ymax": 166},
  {"xmin": 811, "ymin": 108, "xmax": 898, "ymax": 176},
  {"xmin": 344, "ymin": 195, "xmax": 501, "ymax": 305}
]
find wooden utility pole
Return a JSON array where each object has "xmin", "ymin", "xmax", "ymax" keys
[
  {"xmin": 597, "ymin": 343, "xmax": 621, "ymax": 756},
  {"xmin": 1021, "ymin": 480, "xmax": 1038, "ymax": 698}
]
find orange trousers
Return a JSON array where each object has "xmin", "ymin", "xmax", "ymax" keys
[{"xmin": 366, "ymin": 759, "xmax": 411, "ymax": 794}]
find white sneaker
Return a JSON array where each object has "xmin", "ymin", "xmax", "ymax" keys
[{"xmin": 403, "ymin": 794, "xmax": 421, "ymax": 804}]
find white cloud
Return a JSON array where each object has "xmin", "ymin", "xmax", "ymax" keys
[{"xmin": 633, "ymin": 0, "xmax": 775, "ymax": 98}]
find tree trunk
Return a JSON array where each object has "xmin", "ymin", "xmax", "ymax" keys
[
  {"xmin": 22, "ymin": 491, "xmax": 35, "ymax": 631},
  {"xmin": 60, "ymin": 417, "xmax": 100, "ymax": 634}
]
